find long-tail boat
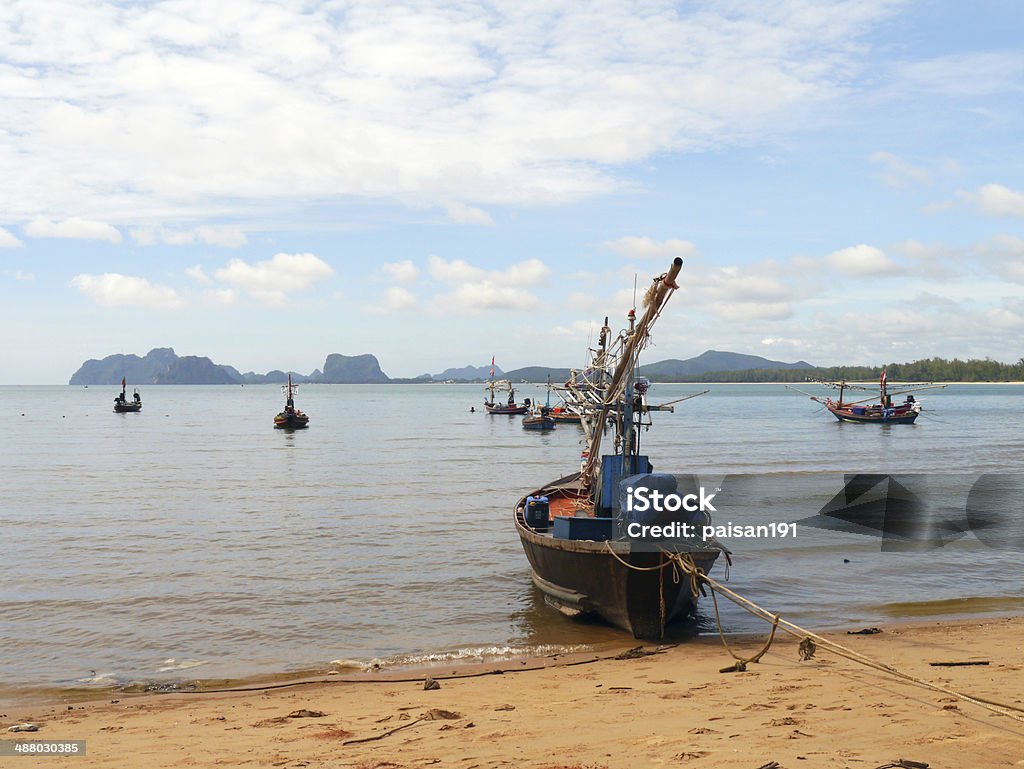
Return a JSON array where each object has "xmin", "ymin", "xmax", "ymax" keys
[
  {"xmin": 787, "ymin": 371, "xmax": 946, "ymax": 424},
  {"xmin": 113, "ymin": 377, "xmax": 142, "ymax": 413},
  {"xmin": 513, "ymin": 258, "xmax": 725, "ymax": 638},
  {"xmin": 522, "ymin": 378, "xmax": 556, "ymax": 430},
  {"xmin": 274, "ymin": 374, "xmax": 309, "ymax": 429},
  {"xmin": 484, "ymin": 378, "xmax": 529, "ymax": 415}
]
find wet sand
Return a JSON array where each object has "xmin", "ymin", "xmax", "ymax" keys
[{"xmin": 3, "ymin": 616, "xmax": 1023, "ymax": 768}]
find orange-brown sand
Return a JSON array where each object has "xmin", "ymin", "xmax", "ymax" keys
[{"xmin": 3, "ymin": 617, "xmax": 1023, "ymax": 769}]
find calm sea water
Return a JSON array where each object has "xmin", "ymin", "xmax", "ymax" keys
[{"xmin": 1, "ymin": 383, "xmax": 1022, "ymax": 701}]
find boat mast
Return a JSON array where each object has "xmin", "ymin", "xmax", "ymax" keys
[{"xmin": 581, "ymin": 257, "xmax": 683, "ymax": 497}]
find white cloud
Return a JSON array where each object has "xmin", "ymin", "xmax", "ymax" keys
[
  {"xmin": 71, "ymin": 273, "xmax": 184, "ymax": 309},
  {"xmin": 427, "ymin": 255, "xmax": 551, "ymax": 313},
  {"xmin": 709, "ymin": 302, "xmax": 793, "ymax": 322},
  {"xmin": 0, "ymin": 227, "xmax": 24, "ymax": 248},
  {"xmin": 443, "ymin": 202, "xmax": 494, "ymax": 225},
  {"xmin": 366, "ymin": 286, "xmax": 418, "ymax": 315},
  {"xmin": 131, "ymin": 226, "xmax": 248, "ymax": 248},
  {"xmin": 869, "ymin": 151, "xmax": 931, "ymax": 188},
  {"xmin": 203, "ymin": 288, "xmax": 237, "ymax": 305},
  {"xmin": 962, "ymin": 183, "xmax": 1024, "ymax": 217},
  {"xmin": 214, "ymin": 252, "xmax": 334, "ymax": 307},
  {"xmin": 428, "ymin": 255, "xmax": 485, "ymax": 283},
  {"xmin": 185, "ymin": 265, "xmax": 212, "ymax": 285},
  {"xmin": 826, "ymin": 244, "xmax": 900, "ymax": 275},
  {"xmin": 604, "ymin": 236, "xmax": 697, "ymax": 260},
  {"xmin": 382, "ymin": 260, "xmax": 420, "ymax": 283},
  {"xmin": 13, "ymin": 270, "xmax": 34, "ymax": 281},
  {"xmin": 440, "ymin": 281, "xmax": 538, "ymax": 312},
  {"xmin": 26, "ymin": 216, "xmax": 122, "ymax": 243},
  {"xmin": 0, "ymin": 1, "xmax": 909, "ymax": 224}
]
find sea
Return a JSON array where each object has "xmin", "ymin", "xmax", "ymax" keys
[{"xmin": 2, "ymin": 382, "xmax": 1022, "ymax": 703}]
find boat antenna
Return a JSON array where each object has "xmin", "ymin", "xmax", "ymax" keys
[{"xmin": 632, "ymin": 273, "xmax": 638, "ymax": 311}]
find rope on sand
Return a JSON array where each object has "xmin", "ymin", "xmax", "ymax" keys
[
  {"xmin": 663, "ymin": 548, "xmax": 1024, "ymax": 724},
  {"xmin": 606, "ymin": 544, "xmax": 1024, "ymax": 723}
]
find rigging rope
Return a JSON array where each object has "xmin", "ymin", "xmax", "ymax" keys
[{"xmin": 602, "ymin": 543, "xmax": 1024, "ymax": 723}]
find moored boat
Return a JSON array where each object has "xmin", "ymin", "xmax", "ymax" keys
[
  {"xmin": 483, "ymin": 377, "xmax": 529, "ymax": 415},
  {"xmin": 274, "ymin": 374, "xmax": 309, "ymax": 429},
  {"xmin": 787, "ymin": 371, "xmax": 946, "ymax": 424},
  {"xmin": 514, "ymin": 257, "xmax": 725, "ymax": 638},
  {"xmin": 113, "ymin": 378, "xmax": 142, "ymax": 413}
]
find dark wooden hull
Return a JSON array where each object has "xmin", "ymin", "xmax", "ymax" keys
[
  {"xmin": 828, "ymin": 404, "xmax": 918, "ymax": 424},
  {"xmin": 522, "ymin": 416, "xmax": 555, "ymax": 430},
  {"xmin": 486, "ymin": 404, "xmax": 529, "ymax": 415},
  {"xmin": 274, "ymin": 413, "xmax": 309, "ymax": 429},
  {"xmin": 549, "ymin": 412, "xmax": 582, "ymax": 423},
  {"xmin": 515, "ymin": 475, "xmax": 722, "ymax": 639},
  {"xmin": 113, "ymin": 403, "xmax": 142, "ymax": 413}
]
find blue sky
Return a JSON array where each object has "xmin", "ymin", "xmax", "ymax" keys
[{"xmin": 2, "ymin": 0, "xmax": 1023, "ymax": 384}]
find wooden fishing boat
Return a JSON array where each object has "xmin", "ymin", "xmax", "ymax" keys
[
  {"xmin": 787, "ymin": 372, "xmax": 946, "ymax": 424},
  {"xmin": 113, "ymin": 378, "xmax": 142, "ymax": 413},
  {"xmin": 514, "ymin": 257, "xmax": 724, "ymax": 639},
  {"xmin": 274, "ymin": 374, "xmax": 309, "ymax": 429},
  {"xmin": 548, "ymin": 407, "xmax": 582, "ymax": 424},
  {"xmin": 483, "ymin": 378, "xmax": 529, "ymax": 415},
  {"xmin": 522, "ymin": 407, "xmax": 555, "ymax": 431},
  {"xmin": 523, "ymin": 378, "xmax": 557, "ymax": 430}
]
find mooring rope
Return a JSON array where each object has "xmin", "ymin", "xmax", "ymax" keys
[{"xmin": 603, "ymin": 543, "xmax": 1024, "ymax": 723}]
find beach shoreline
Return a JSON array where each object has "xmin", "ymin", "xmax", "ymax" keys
[{"xmin": 4, "ymin": 615, "xmax": 1021, "ymax": 768}]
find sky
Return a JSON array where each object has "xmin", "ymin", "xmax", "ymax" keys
[{"xmin": 2, "ymin": 0, "xmax": 1023, "ymax": 384}]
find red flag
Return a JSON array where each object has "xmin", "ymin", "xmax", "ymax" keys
[
  {"xmin": 880, "ymin": 368, "xmax": 887, "ymax": 389},
  {"xmin": 121, "ymin": 377, "xmax": 126, "ymax": 388},
  {"xmin": 490, "ymin": 356, "xmax": 495, "ymax": 378}
]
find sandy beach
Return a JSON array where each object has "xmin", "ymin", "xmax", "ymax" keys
[{"xmin": 3, "ymin": 616, "xmax": 1022, "ymax": 769}]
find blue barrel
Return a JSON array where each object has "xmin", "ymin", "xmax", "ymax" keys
[{"xmin": 525, "ymin": 496, "xmax": 550, "ymax": 531}]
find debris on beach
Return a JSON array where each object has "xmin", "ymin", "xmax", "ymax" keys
[
  {"xmin": 7, "ymin": 723, "xmax": 41, "ymax": 732},
  {"xmin": 423, "ymin": 677, "xmax": 441, "ymax": 690}
]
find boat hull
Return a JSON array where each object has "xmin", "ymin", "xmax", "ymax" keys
[
  {"xmin": 274, "ymin": 414, "xmax": 309, "ymax": 429},
  {"xmin": 113, "ymin": 403, "xmax": 142, "ymax": 413},
  {"xmin": 515, "ymin": 476, "xmax": 721, "ymax": 639},
  {"xmin": 485, "ymin": 404, "xmax": 529, "ymax": 415},
  {"xmin": 828, "ymin": 405, "xmax": 919, "ymax": 424},
  {"xmin": 523, "ymin": 417, "xmax": 555, "ymax": 430}
]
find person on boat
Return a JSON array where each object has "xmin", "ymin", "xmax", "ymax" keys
[
  {"xmin": 507, "ymin": 389, "xmax": 515, "ymax": 406},
  {"xmin": 133, "ymin": 391, "xmax": 141, "ymax": 403}
]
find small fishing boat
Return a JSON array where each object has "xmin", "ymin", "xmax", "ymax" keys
[
  {"xmin": 523, "ymin": 378, "xmax": 557, "ymax": 430},
  {"xmin": 113, "ymin": 378, "xmax": 142, "ymax": 413},
  {"xmin": 787, "ymin": 371, "xmax": 946, "ymax": 424},
  {"xmin": 274, "ymin": 374, "xmax": 309, "ymax": 429},
  {"xmin": 522, "ymin": 406, "xmax": 555, "ymax": 431},
  {"xmin": 514, "ymin": 258, "xmax": 724, "ymax": 638},
  {"xmin": 548, "ymin": 407, "xmax": 582, "ymax": 424},
  {"xmin": 483, "ymin": 378, "xmax": 529, "ymax": 415}
]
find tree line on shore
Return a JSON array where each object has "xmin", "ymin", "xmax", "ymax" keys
[{"xmin": 661, "ymin": 356, "xmax": 1024, "ymax": 383}]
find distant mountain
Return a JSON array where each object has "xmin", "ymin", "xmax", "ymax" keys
[
  {"xmin": 71, "ymin": 347, "xmax": 182, "ymax": 385},
  {"xmin": 156, "ymin": 356, "xmax": 240, "ymax": 385},
  {"xmin": 432, "ymin": 363, "xmax": 503, "ymax": 381},
  {"xmin": 318, "ymin": 353, "xmax": 389, "ymax": 384},
  {"xmin": 500, "ymin": 351, "xmax": 813, "ymax": 383},
  {"xmin": 502, "ymin": 366, "xmax": 573, "ymax": 382},
  {"xmin": 639, "ymin": 350, "xmax": 814, "ymax": 380},
  {"xmin": 70, "ymin": 349, "xmax": 390, "ymax": 385}
]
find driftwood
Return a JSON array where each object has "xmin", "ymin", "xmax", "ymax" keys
[
  {"xmin": 928, "ymin": 660, "xmax": 989, "ymax": 667},
  {"xmin": 874, "ymin": 761, "xmax": 929, "ymax": 769},
  {"xmin": 342, "ymin": 718, "xmax": 425, "ymax": 745}
]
